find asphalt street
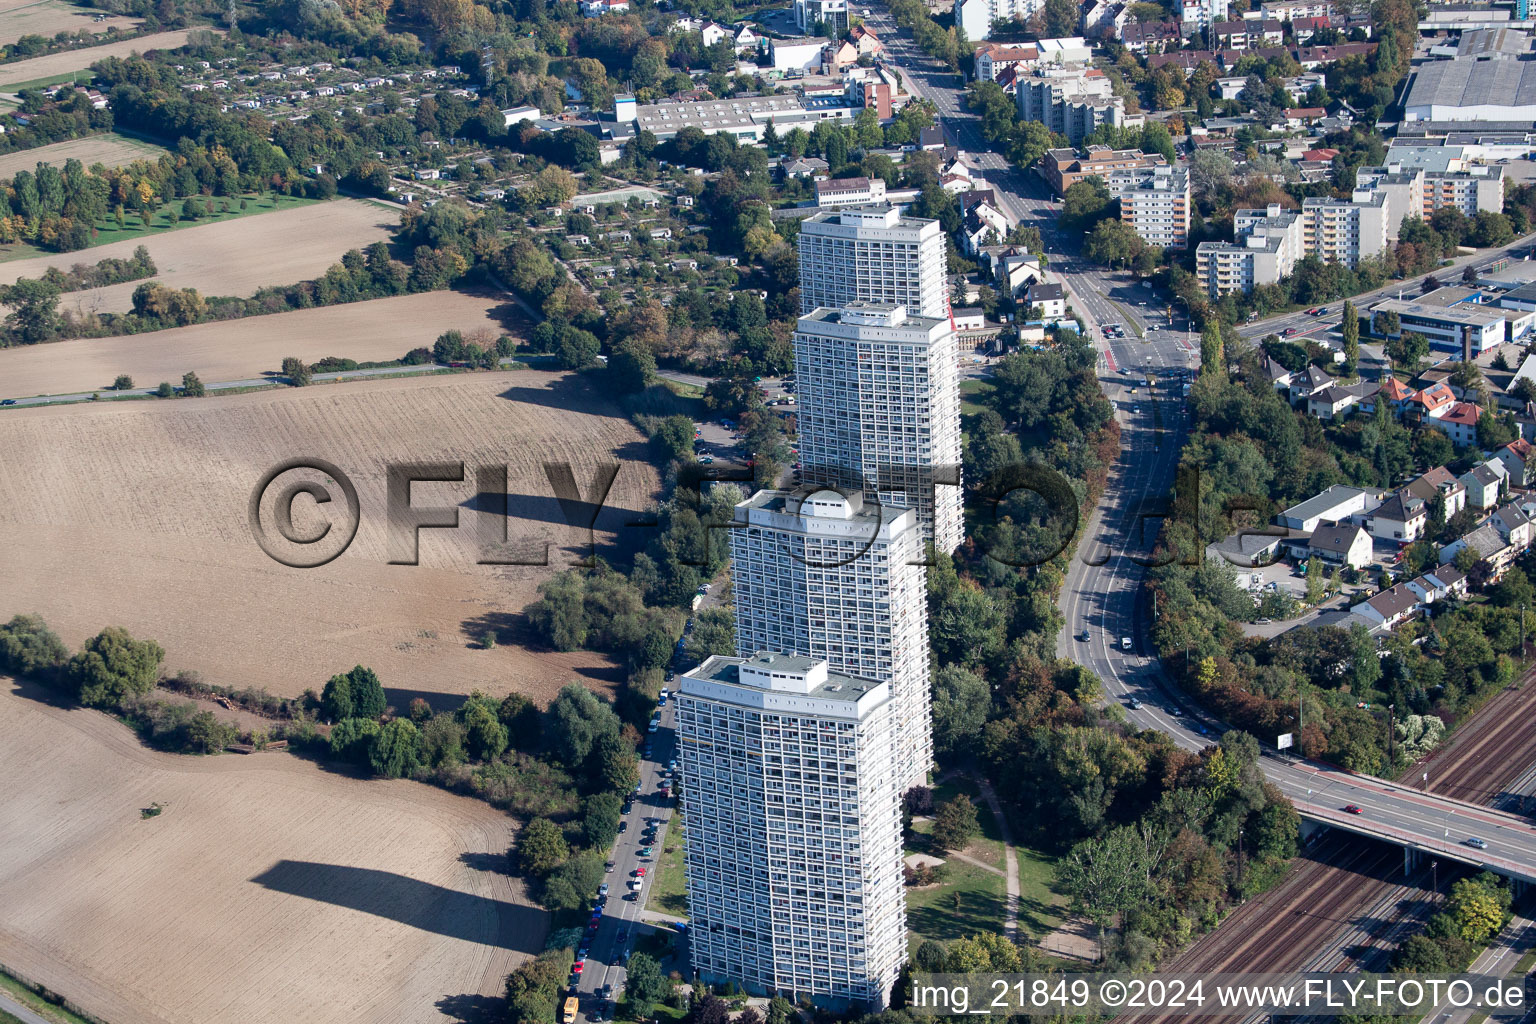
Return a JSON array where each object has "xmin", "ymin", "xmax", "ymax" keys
[{"xmin": 571, "ymin": 698, "xmax": 684, "ymax": 1024}]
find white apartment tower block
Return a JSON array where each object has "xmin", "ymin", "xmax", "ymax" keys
[
  {"xmin": 1178, "ymin": 0, "xmax": 1230, "ymax": 29},
  {"xmin": 798, "ymin": 205, "xmax": 949, "ymax": 320},
  {"xmin": 677, "ymin": 652, "xmax": 906, "ymax": 1008},
  {"xmin": 1301, "ymin": 189, "xmax": 1390, "ymax": 270},
  {"xmin": 956, "ymin": 0, "xmax": 1044, "ymax": 41},
  {"xmin": 729, "ymin": 487, "xmax": 934, "ymax": 791},
  {"xmin": 794, "ymin": 302, "xmax": 964, "ymax": 553}
]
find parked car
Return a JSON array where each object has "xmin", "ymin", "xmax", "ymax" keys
[{"xmin": 1121, "ymin": 636, "xmax": 1132, "ymax": 650}]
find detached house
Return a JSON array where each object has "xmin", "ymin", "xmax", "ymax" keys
[
  {"xmin": 1024, "ymin": 282, "xmax": 1066, "ymax": 319},
  {"xmin": 1307, "ymin": 382, "xmax": 1377, "ymax": 421},
  {"xmin": 1461, "ymin": 461, "xmax": 1506, "ymax": 510},
  {"xmin": 1424, "ymin": 401, "xmax": 1482, "ymax": 448},
  {"xmin": 1356, "ymin": 584, "xmax": 1421, "ymax": 631},
  {"xmin": 1404, "ymin": 466, "xmax": 1467, "ymax": 520},
  {"xmin": 1306, "ymin": 522, "xmax": 1373, "ymax": 569},
  {"xmin": 1265, "ymin": 357, "xmax": 1295, "ymax": 393},
  {"xmin": 1490, "ymin": 503, "xmax": 1534, "ymax": 551},
  {"xmin": 1288, "ymin": 366, "xmax": 1333, "ymax": 405},
  {"xmin": 1366, "ymin": 490, "xmax": 1428, "ymax": 544},
  {"xmin": 1493, "ymin": 439, "xmax": 1534, "ymax": 489}
]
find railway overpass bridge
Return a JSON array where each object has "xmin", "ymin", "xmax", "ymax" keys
[{"xmin": 1265, "ymin": 754, "xmax": 1536, "ymax": 887}]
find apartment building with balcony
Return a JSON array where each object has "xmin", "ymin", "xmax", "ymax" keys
[
  {"xmin": 730, "ymin": 487, "xmax": 933, "ymax": 792},
  {"xmin": 1301, "ymin": 189, "xmax": 1390, "ymax": 269},
  {"xmin": 798, "ymin": 206, "xmax": 948, "ymax": 319},
  {"xmin": 1016, "ymin": 66, "xmax": 1125, "ymax": 142},
  {"xmin": 1355, "ymin": 164, "xmax": 1505, "ymax": 238},
  {"xmin": 1177, "ymin": 0, "xmax": 1231, "ymax": 31},
  {"xmin": 794, "ymin": 303, "xmax": 963, "ymax": 553},
  {"xmin": 956, "ymin": 0, "xmax": 1047, "ymax": 40},
  {"xmin": 1195, "ymin": 204, "xmax": 1304, "ymax": 296},
  {"xmin": 1119, "ymin": 165, "xmax": 1191, "ymax": 248},
  {"xmin": 677, "ymin": 652, "xmax": 905, "ymax": 1009},
  {"xmin": 1041, "ymin": 145, "xmax": 1168, "ymax": 195}
]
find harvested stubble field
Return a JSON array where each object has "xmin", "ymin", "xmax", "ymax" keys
[
  {"xmin": 0, "ymin": 370, "xmax": 660, "ymax": 705},
  {"xmin": 0, "ymin": 289, "xmax": 510, "ymax": 397},
  {"xmin": 0, "ymin": 0, "xmax": 138, "ymax": 46},
  {"xmin": 0, "ymin": 132, "xmax": 167, "ymax": 179},
  {"xmin": 0, "ymin": 198, "xmax": 398, "ymax": 313},
  {"xmin": 0, "ymin": 29, "xmax": 199, "ymax": 88},
  {"xmin": 0, "ymin": 679, "xmax": 545, "ymax": 1024}
]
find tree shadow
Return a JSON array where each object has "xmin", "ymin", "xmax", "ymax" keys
[
  {"xmin": 4, "ymin": 673, "xmax": 76, "ymax": 709},
  {"xmin": 435, "ymin": 993, "xmax": 506, "ymax": 1024},
  {"xmin": 906, "ymin": 887, "xmax": 1007, "ymax": 944},
  {"xmin": 460, "ymin": 851, "xmax": 510, "ymax": 873},
  {"xmin": 250, "ymin": 860, "xmax": 546, "ymax": 954}
]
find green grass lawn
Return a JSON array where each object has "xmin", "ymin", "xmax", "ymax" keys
[
  {"xmin": 960, "ymin": 378, "xmax": 994, "ymax": 418},
  {"xmin": 0, "ymin": 192, "xmax": 322, "ymax": 264},
  {"xmin": 4, "ymin": 71, "xmax": 93, "ymax": 94},
  {"xmin": 905, "ymin": 776, "xmax": 1009, "ymax": 948},
  {"xmin": 904, "ymin": 776, "xmax": 1068, "ymax": 952},
  {"xmin": 1012, "ymin": 842, "xmax": 1066, "ymax": 941},
  {"xmin": 905, "ymin": 855, "xmax": 1006, "ymax": 950},
  {"xmin": 648, "ymin": 818, "xmax": 689, "ymax": 920},
  {"xmin": 925, "ymin": 777, "xmax": 1006, "ymax": 868}
]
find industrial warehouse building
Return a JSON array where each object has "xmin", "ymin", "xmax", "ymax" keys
[{"xmin": 1403, "ymin": 58, "xmax": 1536, "ymax": 122}]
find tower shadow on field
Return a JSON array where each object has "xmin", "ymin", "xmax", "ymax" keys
[
  {"xmin": 249, "ymin": 860, "xmax": 545, "ymax": 954},
  {"xmin": 436, "ymin": 993, "xmax": 506, "ymax": 1024}
]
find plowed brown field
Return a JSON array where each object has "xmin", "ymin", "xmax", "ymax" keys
[
  {"xmin": 0, "ymin": 679, "xmax": 545, "ymax": 1024},
  {"xmin": 0, "ymin": 369, "xmax": 659, "ymax": 705}
]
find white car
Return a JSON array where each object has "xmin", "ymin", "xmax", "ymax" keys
[{"xmin": 1121, "ymin": 637, "xmax": 1132, "ymax": 650}]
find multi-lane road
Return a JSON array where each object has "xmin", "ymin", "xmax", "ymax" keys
[{"xmin": 569, "ymin": 698, "xmax": 684, "ymax": 1024}]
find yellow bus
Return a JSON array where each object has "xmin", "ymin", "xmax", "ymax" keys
[{"xmin": 563, "ymin": 996, "xmax": 579, "ymax": 1024}]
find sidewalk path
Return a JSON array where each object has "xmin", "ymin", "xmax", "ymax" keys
[{"xmin": 971, "ymin": 775, "xmax": 1022, "ymax": 942}]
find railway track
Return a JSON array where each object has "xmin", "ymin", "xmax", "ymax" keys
[{"xmin": 1117, "ymin": 679, "xmax": 1536, "ymax": 1024}]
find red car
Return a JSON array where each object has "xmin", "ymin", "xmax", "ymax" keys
[
  {"xmin": 1284, "ymin": 327, "xmax": 1299, "ymax": 336},
  {"xmin": 1343, "ymin": 804, "xmax": 1363, "ymax": 815},
  {"xmin": 635, "ymin": 867, "xmax": 647, "ymax": 877},
  {"xmin": 573, "ymin": 962, "xmax": 585, "ymax": 975}
]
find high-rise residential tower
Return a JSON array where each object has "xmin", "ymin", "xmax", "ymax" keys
[
  {"xmin": 794, "ymin": 302, "xmax": 963, "ymax": 553},
  {"xmin": 728, "ymin": 487, "xmax": 933, "ymax": 791},
  {"xmin": 676, "ymin": 652, "xmax": 906, "ymax": 1008},
  {"xmin": 797, "ymin": 205, "xmax": 948, "ymax": 319}
]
